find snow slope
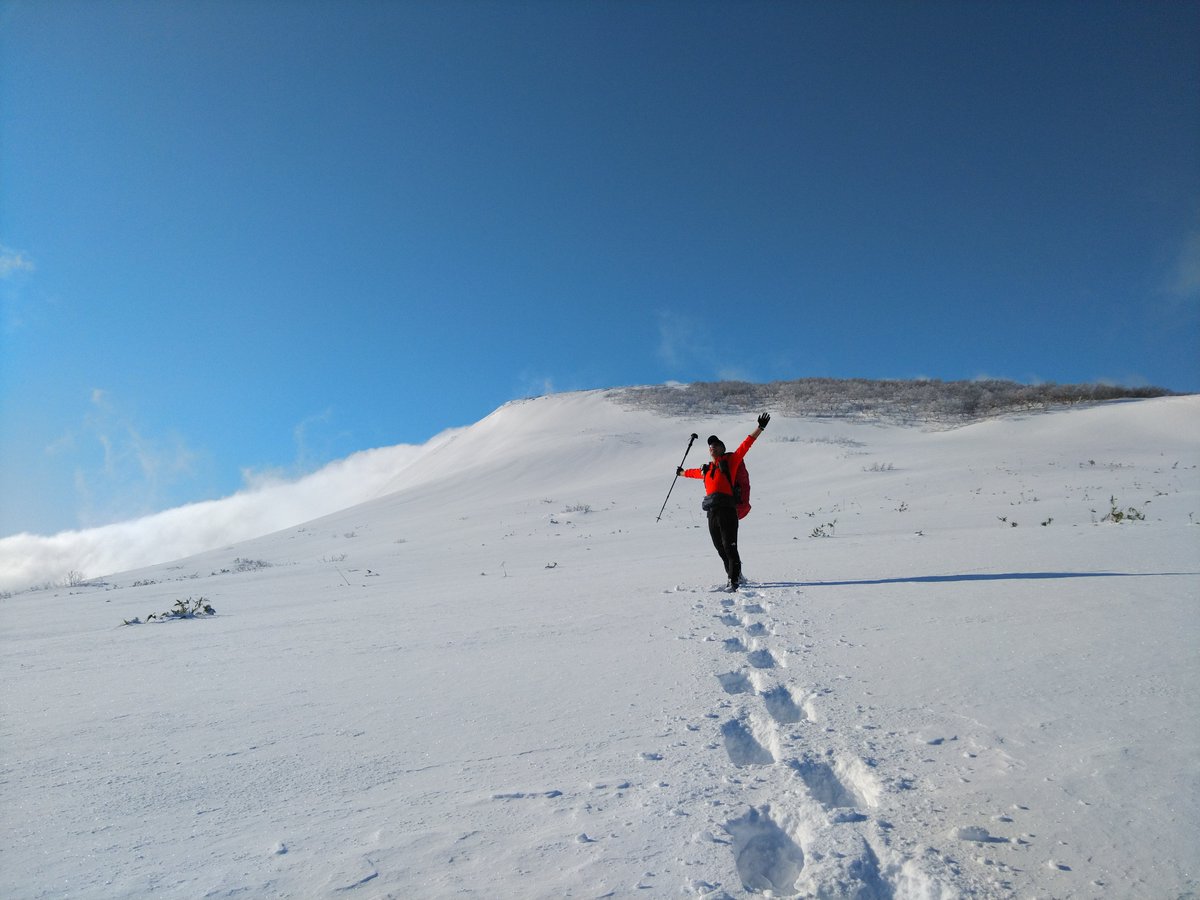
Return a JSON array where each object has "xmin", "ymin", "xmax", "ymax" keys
[
  {"xmin": 0, "ymin": 436, "xmax": 458, "ymax": 595},
  {"xmin": 2, "ymin": 390, "xmax": 1198, "ymax": 898}
]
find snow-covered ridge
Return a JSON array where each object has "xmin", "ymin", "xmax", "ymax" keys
[
  {"xmin": 2, "ymin": 389, "xmax": 1197, "ymax": 897},
  {"xmin": 0, "ymin": 385, "xmax": 1190, "ymax": 595}
]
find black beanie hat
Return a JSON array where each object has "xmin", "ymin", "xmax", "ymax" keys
[{"xmin": 707, "ymin": 435, "xmax": 724, "ymax": 449}]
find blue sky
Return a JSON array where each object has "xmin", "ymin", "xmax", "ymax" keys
[{"xmin": 2, "ymin": 0, "xmax": 1198, "ymax": 537}]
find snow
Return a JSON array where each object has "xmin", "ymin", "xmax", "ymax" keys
[{"xmin": 2, "ymin": 389, "xmax": 1198, "ymax": 898}]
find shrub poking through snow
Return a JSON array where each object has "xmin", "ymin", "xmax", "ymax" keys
[
  {"xmin": 233, "ymin": 557, "xmax": 272, "ymax": 572},
  {"xmin": 1102, "ymin": 496, "xmax": 1146, "ymax": 523},
  {"xmin": 810, "ymin": 520, "xmax": 837, "ymax": 538},
  {"xmin": 122, "ymin": 597, "xmax": 215, "ymax": 626}
]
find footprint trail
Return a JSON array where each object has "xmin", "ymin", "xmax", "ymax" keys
[{"xmin": 675, "ymin": 582, "xmax": 951, "ymax": 898}]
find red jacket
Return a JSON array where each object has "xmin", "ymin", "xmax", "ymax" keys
[{"xmin": 683, "ymin": 431, "xmax": 758, "ymax": 501}]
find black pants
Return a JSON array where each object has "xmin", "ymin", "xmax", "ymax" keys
[{"xmin": 707, "ymin": 505, "xmax": 741, "ymax": 585}]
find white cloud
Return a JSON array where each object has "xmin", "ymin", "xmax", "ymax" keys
[
  {"xmin": 1, "ymin": 244, "xmax": 38, "ymax": 333},
  {"xmin": 44, "ymin": 390, "xmax": 203, "ymax": 528},
  {"xmin": 656, "ymin": 311, "xmax": 705, "ymax": 369},
  {"xmin": 0, "ymin": 245, "xmax": 34, "ymax": 279},
  {"xmin": 1166, "ymin": 230, "xmax": 1200, "ymax": 303},
  {"xmin": 1096, "ymin": 372, "xmax": 1151, "ymax": 389},
  {"xmin": 515, "ymin": 374, "xmax": 557, "ymax": 398},
  {"xmin": 715, "ymin": 366, "xmax": 752, "ymax": 382},
  {"xmin": 290, "ymin": 408, "xmax": 338, "ymax": 471}
]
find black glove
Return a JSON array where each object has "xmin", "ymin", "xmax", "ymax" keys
[
  {"xmin": 757, "ymin": 412, "xmax": 771, "ymax": 430},
  {"xmin": 677, "ymin": 466, "xmax": 684, "ymax": 476}
]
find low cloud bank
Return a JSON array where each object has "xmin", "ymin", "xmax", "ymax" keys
[{"xmin": 0, "ymin": 442, "xmax": 429, "ymax": 594}]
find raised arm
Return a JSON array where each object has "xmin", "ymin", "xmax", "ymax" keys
[{"xmin": 733, "ymin": 413, "xmax": 770, "ymax": 463}]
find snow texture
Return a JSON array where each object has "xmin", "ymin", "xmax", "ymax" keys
[{"xmin": 2, "ymin": 389, "xmax": 1198, "ymax": 898}]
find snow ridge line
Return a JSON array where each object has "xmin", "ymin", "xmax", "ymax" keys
[{"xmin": 684, "ymin": 582, "xmax": 951, "ymax": 899}]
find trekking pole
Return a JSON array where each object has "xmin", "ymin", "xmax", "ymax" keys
[{"xmin": 656, "ymin": 433, "xmax": 700, "ymax": 522}]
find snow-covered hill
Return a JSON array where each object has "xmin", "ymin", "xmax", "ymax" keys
[{"xmin": 2, "ymin": 390, "xmax": 1197, "ymax": 898}]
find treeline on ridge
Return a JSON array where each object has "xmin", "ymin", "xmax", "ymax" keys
[{"xmin": 612, "ymin": 378, "xmax": 1176, "ymax": 423}]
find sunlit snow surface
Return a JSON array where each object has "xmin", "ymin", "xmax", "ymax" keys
[{"xmin": 3, "ymin": 391, "xmax": 1197, "ymax": 898}]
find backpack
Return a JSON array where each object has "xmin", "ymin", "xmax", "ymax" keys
[{"xmin": 720, "ymin": 457, "xmax": 752, "ymax": 520}]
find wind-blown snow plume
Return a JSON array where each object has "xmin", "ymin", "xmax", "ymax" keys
[{"xmin": 0, "ymin": 440, "xmax": 438, "ymax": 593}]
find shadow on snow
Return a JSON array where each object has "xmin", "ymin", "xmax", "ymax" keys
[{"xmin": 755, "ymin": 571, "xmax": 1198, "ymax": 589}]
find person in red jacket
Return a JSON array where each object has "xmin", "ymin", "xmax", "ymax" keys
[{"xmin": 678, "ymin": 412, "xmax": 769, "ymax": 591}]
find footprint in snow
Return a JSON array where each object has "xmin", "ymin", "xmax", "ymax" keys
[
  {"xmin": 721, "ymin": 718, "xmax": 775, "ymax": 767},
  {"xmin": 724, "ymin": 807, "xmax": 805, "ymax": 896},
  {"xmin": 761, "ymin": 685, "xmax": 806, "ymax": 725},
  {"xmin": 747, "ymin": 647, "xmax": 779, "ymax": 669},
  {"xmin": 717, "ymin": 671, "xmax": 754, "ymax": 694},
  {"xmin": 789, "ymin": 757, "xmax": 861, "ymax": 810}
]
